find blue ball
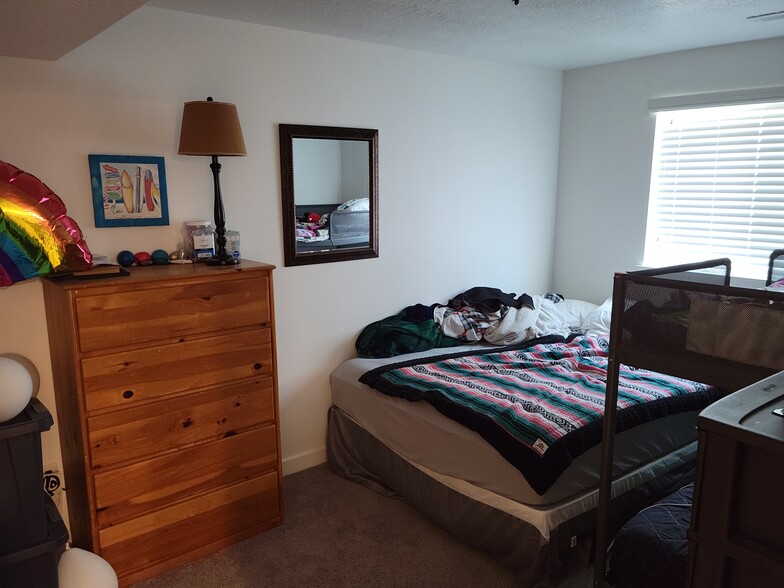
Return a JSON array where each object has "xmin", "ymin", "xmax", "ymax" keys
[
  {"xmin": 151, "ymin": 249, "xmax": 170, "ymax": 265},
  {"xmin": 116, "ymin": 250, "xmax": 136, "ymax": 267}
]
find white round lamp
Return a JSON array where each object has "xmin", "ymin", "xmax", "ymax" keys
[
  {"xmin": 0, "ymin": 355, "xmax": 34, "ymax": 422},
  {"xmin": 58, "ymin": 547, "xmax": 119, "ymax": 588}
]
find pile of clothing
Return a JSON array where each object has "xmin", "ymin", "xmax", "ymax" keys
[
  {"xmin": 295, "ymin": 211, "xmax": 329, "ymax": 242},
  {"xmin": 356, "ymin": 286, "xmax": 578, "ymax": 358}
]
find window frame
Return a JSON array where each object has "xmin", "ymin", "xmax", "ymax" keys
[{"xmin": 644, "ymin": 89, "xmax": 784, "ymax": 280}]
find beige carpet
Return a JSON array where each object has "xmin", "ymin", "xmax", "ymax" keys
[{"xmin": 131, "ymin": 464, "xmax": 591, "ymax": 587}]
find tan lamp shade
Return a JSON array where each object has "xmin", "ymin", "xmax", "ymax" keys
[{"xmin": 178, "ymin": 99, "xmax": 247, "ymax": 156}]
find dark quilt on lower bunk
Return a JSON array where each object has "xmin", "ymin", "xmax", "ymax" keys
[
  {"xmin": 607, "ymin": 483, "xmax": 693, "ymax": 588},
  {"xmin": 359, "ymin": 335, "xmax": 724, "ymax": 495}
]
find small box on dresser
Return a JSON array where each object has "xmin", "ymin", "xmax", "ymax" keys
[{"xmin": 42, "ymin": 260, "xmax": 282, "ymax": 586}]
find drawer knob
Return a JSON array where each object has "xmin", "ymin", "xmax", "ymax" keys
[
  {"xmin": 122, "ymin": 390, "xmax": 134, "ymax": 399},
  {"xmin": 253, "ymin": 363, "xmax": 262, "ymax": 370}
]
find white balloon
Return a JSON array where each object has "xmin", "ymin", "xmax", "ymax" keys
[
  {"xmin": 58, "ymin": 547, "xmax": 118, "ymax": 588},
  {"xmin": 0, "ymin": 356, "xmax": 33, "ymax": 422}
]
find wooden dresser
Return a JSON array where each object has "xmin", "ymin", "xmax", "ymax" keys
[
  {"xmin": 688, "ymin": 370, "xmax": 784, "ymax": 587},
  {"xmin": 42, "ymin": 260, "xmax": 282, "ymax": 585}
]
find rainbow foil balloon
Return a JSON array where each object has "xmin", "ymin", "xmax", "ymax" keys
[{"xmin": 0, "ymin": 160, "xmax": 92, "ymax": 287}]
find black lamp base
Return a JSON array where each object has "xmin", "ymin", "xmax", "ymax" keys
[
  {"xmin": 206, "ymin": 253, "xmax": 240, "ymax": 266},
  {"xmin": 206, "ymin": 155, "xmax": 240, "ymax": 267}
]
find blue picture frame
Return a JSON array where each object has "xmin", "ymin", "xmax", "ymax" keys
[{"xmin": 89, "ymin": 154, "xmax": 169, "ymax": 227}]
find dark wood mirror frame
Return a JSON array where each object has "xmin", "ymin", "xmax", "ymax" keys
[{"xmin": 279, "ymin": 124, "xmax": 379, "ymax": 267}]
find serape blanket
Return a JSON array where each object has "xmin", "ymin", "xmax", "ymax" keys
[{"xmin": 359, "ymin": 335, "xmax": 722, "ymax": 494}]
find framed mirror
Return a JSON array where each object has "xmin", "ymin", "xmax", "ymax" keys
[{"xmin": 279, "ymin": 124, "xmax": 379, "ymax": 267}]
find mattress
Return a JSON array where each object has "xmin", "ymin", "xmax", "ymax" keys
[
  {"xmin": 330, "ymin": 343, "xmax": 700, "ymax": 507},
  {"xmin": 329, "ymin": 209, "xmax": 369, "ymax": 247}
]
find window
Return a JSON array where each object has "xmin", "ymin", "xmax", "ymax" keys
[{"xmin": 644, "ymin": 100, "xmax": 784, "ymax": 279}]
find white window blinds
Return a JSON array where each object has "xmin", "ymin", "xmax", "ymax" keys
[{"xmin": 644, "ymin": 101, "xmax": 784, "ymax": 279}]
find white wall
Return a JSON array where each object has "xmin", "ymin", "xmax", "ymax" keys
[
  {"xmin": 341, "ymin": 141, "xmax": 369, "ymax": 203},
  {"xmin": 0, "ymin": 5, "xmax": 563, "ymax": 521},
  {"xmin": 553, "ymin": 37, "xmax": 784, "ymax": 304},
  {"xmin": 293, "ymin": 138, "xmax": 342, "ymax": 205},
  {"xmin": 292, "ymin": 139, "xmax": 369, "ymax": 205}
]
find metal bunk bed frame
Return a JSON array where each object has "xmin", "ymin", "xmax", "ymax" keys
[
  {"xmin": 593, "ymin": 258, "xmax": 784, "ymax": 586},
  {"xmin": 766, "ymin": 248, "xmax": 784, "ymax": 286}
]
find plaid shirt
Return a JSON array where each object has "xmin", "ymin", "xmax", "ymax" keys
[{"xmin": 434, "ymin": 305, "xmax": 503, "ymax": 342}]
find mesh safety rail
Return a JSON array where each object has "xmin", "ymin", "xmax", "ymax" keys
[{"xmin": 615, "ymin": 259, "xmax": 784, "ymax": 386}]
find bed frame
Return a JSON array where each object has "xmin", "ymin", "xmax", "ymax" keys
[
  {"xmin": 594, "ymin": 258, "xmax": 784, "ymax": 585},
  {"xmin": 328, "ymin": 403, "xmax": 698, "ymax": 587},
  {"xmin": 294, "ymin": 203, "xmax": 370, "ymax": 251},
  {"xmin": 767, "ymin": 248, "xmax": 784, "ymax": 286}
]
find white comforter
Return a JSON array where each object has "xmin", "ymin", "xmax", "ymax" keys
[{"xmin": 483, "ymin": 295, "xmax": 575, "ymax": 345}]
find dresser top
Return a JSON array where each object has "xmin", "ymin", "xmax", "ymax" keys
[
  {"xmin": 45, "ymin": 259, "xmax": 275, "ymax": 291},
  {"xmin": 699, "ymin": 369, "xmax": 784, "ymax": 449}
]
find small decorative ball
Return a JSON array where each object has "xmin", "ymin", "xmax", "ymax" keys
[
  {"xmin": 306, "ymin": 213, "xmax": 320, "ymax": 223},
  {"xmin": 134, "ymin": 251, "xmax": 153, "ymax": 266},
  {"xmin": 151, "ymin": 249, "xmax": 170, "ymax": 265},
  {"xmin": 0, "ymin": 356, "xmax": 34, "ymax": 423},
  {"xmin": 116, "ymin": 250, "xmax": 136, "ymax": 267},
  {"xmin": 58, "ymin": 547, "xmax": 118, "ymax": 588}
]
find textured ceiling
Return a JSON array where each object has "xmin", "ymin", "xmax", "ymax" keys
[
  {"xmin": 148, "ymin": 0, "xmax": 784, "ymax": 69},
  {"xmin": 2, "ymin": 0, "xmax": 784, "ymax": 68}
]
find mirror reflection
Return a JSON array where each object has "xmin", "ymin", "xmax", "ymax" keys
[
  {"xmin": 293, "ymin": 138, "xmax": 370, "ymax": 252},
  {"xmin": 279, "ymin": 124, "xmax": 378, "ymax": 267}
]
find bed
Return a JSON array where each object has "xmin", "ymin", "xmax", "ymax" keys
[
  {"xmin": 326, "ymin": 289, "xmax": 723, "ymax": 586},
  {"xmin": 295, "ymin": 199, "xmax": 370, "ymax": 252},
  {"xmin": 595, "ymin": 257, "xmax": 784, "ymax": 586}
]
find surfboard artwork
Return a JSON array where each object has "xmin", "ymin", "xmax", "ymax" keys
[
  {"xmin": 121, "ymin": 170, "xmax": 135, "ymax": 213},
  {"xmin": 88, "ymin": 155, "xmax": 169, "ymax": 227},
  {"xmin": 0, "ymin": 160, "xmax": 92, "ymax": 287},
  {"xmin": 144, "ymin": 169, "xmax": 160, "ymax": 211}
]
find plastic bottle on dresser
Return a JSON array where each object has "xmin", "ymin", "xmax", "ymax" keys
[{"xmin": 192, "ymin": 227, "xmax": 215, "ymax": 262}]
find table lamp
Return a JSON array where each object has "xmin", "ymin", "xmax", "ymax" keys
[{"xmin": 178, "ymin": 97, "xmax": 246, "ymax": 265}]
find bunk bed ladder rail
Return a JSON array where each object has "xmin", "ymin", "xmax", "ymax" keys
[{"xmin": 593, "ymin": 273, "xmax": 627, "ymax": 587}]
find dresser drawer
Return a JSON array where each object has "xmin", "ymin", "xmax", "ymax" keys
[
  {"xmin": 88, "ymin": 377, "xmax": 275, "ymax": 468},
  {"xmin": 81, "ymin": 328, "xmax": 272, "ymax": 412},
  {"xmin": 75, "ymin": 275, "xmax": 270, "ymax": 353},
  {"xmin": 98, "ymin": 472, "xmax": 280, "ymax": 580},
  {"xmin": 93, "ymin": 426, "xmax": 278, "ymax": 526}
]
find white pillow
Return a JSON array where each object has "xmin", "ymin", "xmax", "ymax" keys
[
  {"xmin": 557, "ymin": 299, "xmax": 599, "ymax": 328},
  {"xmin": 581, "ymin": 298, "xmax": 613, "ymax": 335},
  {"xmin": 336, "ymin": 198, "xmax": 369, "ymax": 212}
]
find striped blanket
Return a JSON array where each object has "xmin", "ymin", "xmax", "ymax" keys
[{"xmin": 359, "ymin": 335, "xmax": 722, "ymax": 494}]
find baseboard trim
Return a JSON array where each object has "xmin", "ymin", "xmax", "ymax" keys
[{"xmin": 282, "ymin": 447, "xmax": 326, "ymax": 476}]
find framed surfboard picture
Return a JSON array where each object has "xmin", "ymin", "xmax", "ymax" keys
[{"xmin": 89, "ymin": 154, "xmax": 170, "ymax": 227}]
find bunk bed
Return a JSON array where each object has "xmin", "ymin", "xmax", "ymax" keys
[
  {"xmin": 327, "ymin": 287, "xmax": 733, "ymax": 586},
  {"xmin": 594, "ymin": 257, "xmax": 784, "ymax": 587}
]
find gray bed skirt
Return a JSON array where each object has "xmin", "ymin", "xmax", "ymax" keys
[{"xmin": 326, "ymin": 405, "xmax": 695, "ymax": 587}]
